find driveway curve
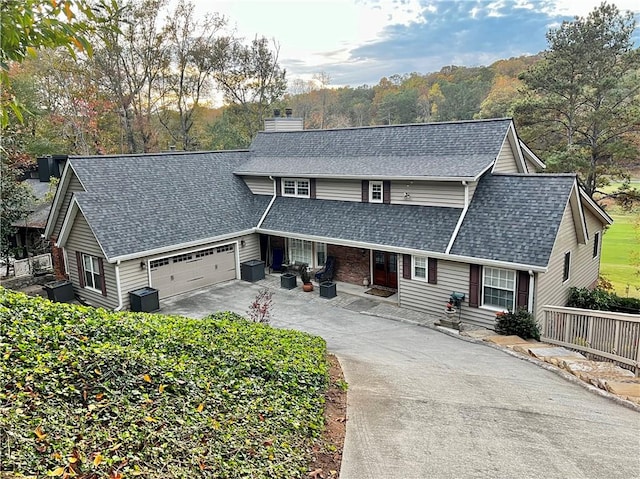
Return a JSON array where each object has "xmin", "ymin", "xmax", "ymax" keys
[{"xmin": 162, "ymin": 280, "xmax": 639, "ymax": 479}]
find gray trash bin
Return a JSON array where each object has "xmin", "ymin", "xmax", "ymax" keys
[
  {"xmin": 43, "ymin": 280, "xmax": 74, "ymax": 302},
  {"xmin": 129, "ymin": 287, "xmax": 160, "ymax": 312},
  {"xmin": 241, "ymin": 260, "xmax": 265, "ymax": 282}
]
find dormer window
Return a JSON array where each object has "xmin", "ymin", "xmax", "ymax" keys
[
  {"xmin": 283, "ymin": 178, "xmax": 310, "ymax": 198},
  {"xmin": 370, "ymin": 181, "xmax": 383, "ymax": 203}
]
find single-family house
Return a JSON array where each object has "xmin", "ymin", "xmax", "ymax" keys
[{"xmin": 44, "ymin": 118, "xmax": 612, "ymax": 329}]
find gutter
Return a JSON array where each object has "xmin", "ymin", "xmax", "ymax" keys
[
  {"xmin": 256, "ymin": 227, "xmax": 549, "ymax": 273},
  {"xmin": 257, "ymin": 175, "xmax": 278, "ymax": 229},
  {"xmin": 114, "ymin": 260, "xmax": 124, "ymax": 311},
  {"xmin": 445, "ymin": 181, "xmax": 470, "ymax": 254},
  {"xmin": 528, "ymin": 270, "xmax": 535, "ymax": 314}
]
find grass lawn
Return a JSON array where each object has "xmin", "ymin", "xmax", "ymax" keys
[{"xmin": 600, "ymin": 208, "xmax": 640, "ymax": 298}]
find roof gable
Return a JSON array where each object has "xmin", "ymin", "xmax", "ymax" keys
[
  {"xmin": 237, "ymin": 118, "xmax": 513, "ymax": 180},
  {"xmin": 57, "ymin": 151, "xmax": 270, "ymax": 261},
  {"xmin": 450, "ymin": 174, "xmax": 577, "ymax": 267}
]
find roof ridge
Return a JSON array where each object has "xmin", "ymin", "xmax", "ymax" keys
[
  {"xmin": 255, "ymin": 117, "xmax": 513, "ymax": 135},
  {"xmin": 69, "ymin": 150, "xmax": 251, "ymax": 160}
]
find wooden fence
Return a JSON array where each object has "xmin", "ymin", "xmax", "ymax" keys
[{"xmin": 541, "ymin": 305, "xmax": 640, "ymax": 376}]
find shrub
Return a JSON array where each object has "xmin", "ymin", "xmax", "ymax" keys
[
  {"xmin": 0, "ymin": 287, "xmax": 328, "ymax": 478},
  {"xmin": 494, "ymin": 308, "xmax": 541, "ymax": 341},
  {"xmin": 568, "ymin": 287, "xmax": 640, "ymax": 313},
  {"xmin": 247, "ymin": 288, "xmax": 274, "ymax": 323}
]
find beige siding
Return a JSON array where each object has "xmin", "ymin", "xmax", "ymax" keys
[
  {"xmin": 52, "ymin": 173, "xmax": 84, "ymax": 238},
  {"xmin": 118, "ymin": 260, "xmax": 150, "ymax": 310},
  {"xmin": 391, "ymin": 181, "xmax": 465, "ymax": 207},
  {"xmin": 466, "ymin": 182, "xmax": 477, "ymax": 203},
  {"xmin": 316, "ymin": 179, "xmax": 362, "ymax": 201},
  {"xmin": 398, "ymin": 258, "xmax": 498, "ymax": 329},
  {"xmin": 238, "ymin": 234, "xmax": 261, "ymax": 263},
  {"xmin": 66, "ymin": 213, "xmax": 118, "ymax": 309},
  {"xmin": 243, "ymin": 176, "xmax": 273, "ymax": 195},
  {"xmin": 535, "ymin": 204, "xmax": 603, "ymax": 320},
  {"xmin": 524, "ymin": 157, "xmax": 541, "ymax": 174},
  {"xmin": 493, "ymin": 139, "xmax": 520, "ymax": 174}
]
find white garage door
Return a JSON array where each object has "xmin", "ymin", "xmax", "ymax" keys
[{"xmin": 150, "ymin": 244, "xmax": 236, "ymax": 299}]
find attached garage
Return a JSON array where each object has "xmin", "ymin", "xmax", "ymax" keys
[{"xmin": 150, "ymin": 244, "xmax": 237, "ymax": 299}]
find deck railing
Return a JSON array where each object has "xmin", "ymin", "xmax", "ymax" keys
[{"xmin": 541, "ymin": 305, "xmax": 640, "ymax": 376}]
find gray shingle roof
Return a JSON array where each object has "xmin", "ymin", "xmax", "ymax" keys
[
  {"xmin": 70, "ymin": 152, "xmax": 270, "ymax": 260},
  {"xmin": 237, "ymin": 119, "xmax": 512, "ymax": 178},
  {"xmin": 450, "ymin": 174, "xmax": 577, "ymax": 267},
  {"xmin": 260, "ymin": 197, "xmax": 462, "ymax": 253}
]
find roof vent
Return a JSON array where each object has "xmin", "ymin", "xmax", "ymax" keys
[
  {"xmin": 285, "ymin": 108, "xmax": 292, "ymax": 118},
  {"xmin": 273, "ymin": 109, "xmax": 281, "ymax": 117}
]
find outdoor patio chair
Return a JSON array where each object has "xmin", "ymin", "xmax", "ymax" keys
[
  {"xmin": 315, "ymin": 256, "xmax": 336, "ymax": 282},
  {"xmin": 270, "ymin": 248, "xmax": 284, "ymax": 273}
]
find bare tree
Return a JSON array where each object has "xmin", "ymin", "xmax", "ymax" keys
[
  {"xmin": 213, "ymin": 36, "xmax": 287, "ymax": 139},
  {"xmin": 91, "ymin": 0, "xmax": 169, "ymax": 153},
  {"xmin": 159, "ymin": 0, "xmax": 226, "ymax": 150}
]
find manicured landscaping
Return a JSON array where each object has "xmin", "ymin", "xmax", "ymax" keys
[
  {"xmin": 600, "ymin": 210, "xmax": 639, "ymax": 299},
  {"xmin": 0, "ymin": 288, "xmax": 329, "ymax": 478}
]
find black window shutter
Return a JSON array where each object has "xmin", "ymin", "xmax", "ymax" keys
[
  {"xmin": 76, "ymin": 251, "xmax": 85, "ymax": 288},
  {"xmin": 516, "ymin": 271, "xmax": 529, "ymax": 310},
  {"xmin": 428, "ymin": 258, "xmax": 437, "ymax": 284},
  {"xmin": 310, "ymin": 178, "xmax": 316, "ymax": 199},
  {"xmin": 383, "ymin": 181, "xmax": 391, "ymax": 204},
  {"xmin": 361, "ymin": 180, "xmax": 369, "ymax": 202},
  {"xmin": 469, "ymin": 264, "xmax": 480, "ymax": 308},
  {"xmin": 275, "ymin": 178, "xmax": 282, "ymax": 196},
  {"xmin": 98, "ymin": 258, "xmax": 107, "ymax": 296},
  {"xmin": 402, "ymin": 254, "xmax": 411, "ymax": 279}
]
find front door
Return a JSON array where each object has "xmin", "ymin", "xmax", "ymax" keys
[{"xmin": 373, "ymin": 251, "xmax": 397, "ymax": 289}]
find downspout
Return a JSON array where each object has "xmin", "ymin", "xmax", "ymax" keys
[
  {"xmin": 113, "ymin": 260, "xmax": 124, "ymax": 311},
  {"xmin": 257, "ymin": 176, "xmax": 277, "ymax": 229},
  {"xmin": 445, "ymin": 181, "xmax": 470, "ymax": 254},
  {"xmin": 528, "ymin": 270, "xmax": 535, "ymax": 314}
]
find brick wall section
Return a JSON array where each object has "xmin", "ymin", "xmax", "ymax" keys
[
  {"xmin": 328, "ymin": 245, "xmax": 370, "ymax": 285},
  {"xmin": 50, "ymin": 242, "xmax": 67, "ymax": 279}
]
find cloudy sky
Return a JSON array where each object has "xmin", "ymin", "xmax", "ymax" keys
[{"xmin": 191, "ymin": 0, "xmax": 640, "ymax": 87}]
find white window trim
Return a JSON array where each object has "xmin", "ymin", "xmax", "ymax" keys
[
  {"xmin": 563, "ymin": 251, "xmax": 571, "ymax": 283},
  {"xmin": 282, "ymin": 178, "xmax": 310, "ymax": 198},
  {"xmin": 481, "ymin": 267, "xmax": 516, "ymax": 311},
  {"xmin": 369, "ymin": 180, "xmax": 383, "ymax": 203},
  {"xmin": 82, "ymin": 253, "xmax": 102, "ymax": 293},
  {"xmin": 411, "ymin": 255, "xmax": 428, "ymax": 282}
]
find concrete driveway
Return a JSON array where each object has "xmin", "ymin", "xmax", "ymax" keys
[{"xmin": 161, "ymin": 279, "xmax": 640, "ymax": 479}]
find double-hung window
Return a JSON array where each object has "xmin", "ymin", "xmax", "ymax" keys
[
  {"xmin": 282, "ymin": 178, "xmax": 310, "ymax": 198},
  {"xmin": 369, "ymin": 181, "xmax": 383, "ymax": 203},
  {"xmin": 482, "ymin": 267, "xmax": 515, "ymax": 310},
  {"xmin": 82, "ymin": 254, "xmax": 103, "ymax": 292},
  {"xmin": 412, "ymin": 256, "xmax": 427, "ymax": 281}
]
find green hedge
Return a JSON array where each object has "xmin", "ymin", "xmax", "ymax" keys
[
  {"xmin": 0, "ymin": 288, "xmax": 328, "ymax": 478},
  {"xmin": 568, "ymin": 287, "xmax": 640, "ymax": 313}
]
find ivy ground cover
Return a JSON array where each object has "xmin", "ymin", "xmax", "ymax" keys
[{"xmin": 0, "ymin": 288, "xmax": 328, "ymax": 478}]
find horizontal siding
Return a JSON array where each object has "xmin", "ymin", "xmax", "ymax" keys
[
  {"xmin": 493, "ymin": 139, "xmax": 519, "ymax": 174},
  {"xmin": 53, "ymin": 174, "xmax": 84, "ymax": 238},
  {"xmin": 118, "ymin": 260, "xmax": 150, "ymax": 311},
  {"xmin": 390, "ymin": 181, "xmax": 464, "ymax": 207},
  {"xmin": 316, "ymin": 179, "xmax": 362, "ymax": 201},
  {"xmin": 243, "ymin": 176, "xmax": 273, "ymax": 195},
  {"xmin": 535, "ymin": 204, "xmax": 602, "ymax": 321},
  {"xmin": 237, "ymin": 234, "xmax": 261, "ymax": 263},
  {"xmin": 66, "ymin": 213, "xmax": 117, "ymax": 309},
  {"xmin": 398, "ymin": 259, "xmax": 498, "ymax": 329}
]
